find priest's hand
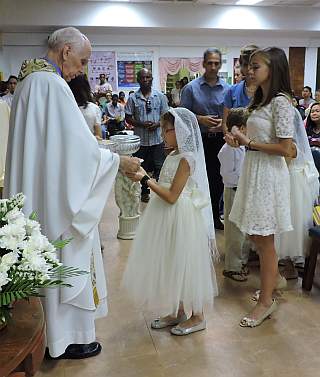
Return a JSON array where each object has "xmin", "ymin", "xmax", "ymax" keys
[
  {"xmin": 119, "ymin": 156, "xmax": 141, "ymax": 173},
  {"xmin": 126, "ymin": 167, "xmax": 147, "ymax": 182}
]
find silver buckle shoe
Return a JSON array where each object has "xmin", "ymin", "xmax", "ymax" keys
[
  {"xmin": 240, "ymin": 299, "xmax": 278, "ymax": 328},
  {"xmin": 170, "ymin": 320, "xmax": 206, "ymax": 336},
  {"xmin": 151, "ymin": 314, "xmax": 187, "ymax": 329},
  {"xmin": 251, "ymin": 276, "xmax": 287, "ymax": 302}
]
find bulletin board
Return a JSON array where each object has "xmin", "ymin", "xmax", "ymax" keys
[
  {"xmin": 117, "ymin": 52, "xmax": 153, "ymax": 89},
  {"xmin": 88, "ymin": 51, "xmax": 117, "ymax": 91}
]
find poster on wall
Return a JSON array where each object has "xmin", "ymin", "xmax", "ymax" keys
[
  {"xmin": 219, "ymin": 72, "xmax": 228, "ymax": 81},
  {"xmin": 117, "ymin": 52, "xmax": 153, "ymax": 89},
  {"xmin": 88, "ymin": 51, "xmax": 117, "ymax": 91}
]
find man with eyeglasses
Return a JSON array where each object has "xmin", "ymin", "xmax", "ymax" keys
[
  {"xmin": 125, "ymin": 68, "xmax": 169, "ymax": 202},
  {"xmin": 180, "ymin": 48, "xmax": 229, "ymax": 230}
]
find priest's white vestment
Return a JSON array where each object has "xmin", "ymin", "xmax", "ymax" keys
[
  {"xmin": 5, "ymin": 68, "xmax": 119, "ymax": 357},
  {"xmin": 0, "ymin": 100, "xmax": 10, "ymax": 188}
]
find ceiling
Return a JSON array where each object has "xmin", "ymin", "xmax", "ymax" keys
[
  {"xmin": 202, "ymin": 0, "xmax": 320, "ymax": 4},
  {"xmin": 64, "ymin": 0, "xmax": 320, "ymax": 5}
]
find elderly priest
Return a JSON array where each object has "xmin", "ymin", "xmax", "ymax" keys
[{"xmin": 4, "ymin": 27, "xmax": 140, "ymax": 359}]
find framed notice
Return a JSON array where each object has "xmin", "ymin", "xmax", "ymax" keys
[
  {"xmin": 117, "ymin": 52, "xmax": 153, "ymax": 89},
  {"xmin": 88, "ymin": 51, "xmax": 117, "ymax": 91}
]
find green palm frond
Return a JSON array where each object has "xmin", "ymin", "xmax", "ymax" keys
[
  {"xmin": 48, "ymin": 265, "xmax": 88, "ymax": 279},
  {"xmin": 0, "ymin": 306, "xmax": 12, "ymax": 324},
  {"xmin": 0, "ymin": 266, "xmax": 88, "ymax": 307},
  {"xmin": 51, "ymin": 238, "xmax": 73, "ymax": 249}
]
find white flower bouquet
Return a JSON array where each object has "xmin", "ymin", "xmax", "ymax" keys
[{"xmin": 0, "ymin": 193, "xmax": 86, "ymax": 325}]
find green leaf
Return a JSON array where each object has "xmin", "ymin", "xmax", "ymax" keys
[
  {"xmin": 48, "ymin": 265, "xmax": 88, "ymax": 279},
  {"xmin": 51, "ymin": 238, "xmax": 73, "ymax": 249},
  {"xmin": 29, "ymin": 211, "xmax": 38, "ymax": 221},
  {"xmin": 0, "ymin": 262, "xmax": 87, "ymax": 307},
  {"xmin": 0, "ymin": 289, "xmax": 41, "ymax": 306},
  {"xmin": 0, "ymin": 306, "xmax": 12, "ymax": 325}
]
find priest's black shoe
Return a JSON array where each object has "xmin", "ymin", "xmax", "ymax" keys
[
  {"xmin": 45, "ymin": 342, "xmax": 102, "ymax": 360},
  {"xmin": 214, "ymin": 219, "xmax": 224, "ymax": 230}
]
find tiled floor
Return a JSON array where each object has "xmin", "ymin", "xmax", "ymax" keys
[{"xmin": 38, "ymin": 195, "xmax": 320, "ymax": 377}]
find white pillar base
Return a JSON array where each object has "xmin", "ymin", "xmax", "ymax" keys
[{"xmin": 117, "ymin": 214, "xmax": 140, "ymax": 240}]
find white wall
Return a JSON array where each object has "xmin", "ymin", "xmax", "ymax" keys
[
  {"xmin": 304, "ymin": 48, "xmax": 318, "ymax": 94},
  {"xmin": 1, "ymin": 0, "xmax": 319, "ymax": 89},
  {"xmin": 0, "ymin": 31, "xmax": 312, "ymax": 90},
  {"xmin": 0, "ymin": 46, "xmax": 46, "ymax": 79},
  {"xmin": 2, "ymin": 0, "xmax": 320, "ymax": 33}
]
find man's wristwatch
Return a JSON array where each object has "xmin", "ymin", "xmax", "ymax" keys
[{"xmin": 141, "ymin": 175, "xmax": 151, "ymax": 186}]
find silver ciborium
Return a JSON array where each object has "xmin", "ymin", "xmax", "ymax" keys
[
  {"xmin": 98, "ymin": 139, "xmax": 118, "ymax": 153},
  {"xmin": 110, "ymin": 134, "xmax": 141, "ymax": 240}
]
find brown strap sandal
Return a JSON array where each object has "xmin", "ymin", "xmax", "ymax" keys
[
  {"xmin": 223, "ymin": 270, "xmax": 248, "ymax": 282},
  {"xmin": 281, "ymin": 259, "xmax": 299, "ymax": 280},
  {"xmin": 241, "ymin": 265, "xmax": 250, "ymax": 276}
]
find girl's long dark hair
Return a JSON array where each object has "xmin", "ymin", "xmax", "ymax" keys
[
  {"xmin": 68, "ymin": 74, "xmax": 93, "ymax": 109},
  {"xmin": 306, "ymin": 102, "xmax": 320, "ymax": 134},
  {"xmin": 248, "ymin": 47, "xmax": 292, "ymax": 112}
]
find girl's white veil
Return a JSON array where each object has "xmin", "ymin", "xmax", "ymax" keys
[
  {"xmin": 292, "ymin": 107, "xmax": 319, "ymax": 202},
  {"xmin": 168, "ymin": 107, "xmax": 218, "ymax": 256}
]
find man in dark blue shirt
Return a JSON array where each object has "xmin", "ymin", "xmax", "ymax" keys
[
  {"xmin": 222, "ymin": 45, "xmax": 259, "ymax": 135},
  {"xmin": 180, "ymin": 48, "xmax": 229, "ymax": 229}
]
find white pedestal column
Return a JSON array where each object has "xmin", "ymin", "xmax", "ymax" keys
[{"xmin": 114, "ymin": 170, "xmax": 141, "ymax": 240}]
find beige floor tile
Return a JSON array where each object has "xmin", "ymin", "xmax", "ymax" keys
[
  {"xmin": 64, "ymin": 354, "xmax": 166, "ymax": 377},
  {"xmin": 93, "ymin": 308, "xmax": 157, "ymax": 359},
  {"xmin": 39, "ymin": 194, "xmax": 320, "ymax": 377},
  {"xmin": 37, "ymin": 360, "xmax": 66, "ymax": 377}
]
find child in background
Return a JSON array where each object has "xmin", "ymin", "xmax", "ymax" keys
[
  {"xmin": 218, "ymin": 108, "xmax": 249, "ymax": 282},
  {"xmin": 123, "ymin": 107, "xmax": 218, "ymax": 336}
]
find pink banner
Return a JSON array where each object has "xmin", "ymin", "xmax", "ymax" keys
[{"xmin": 159, "ymin": 57, "xmax": 204, "ymax": 90}]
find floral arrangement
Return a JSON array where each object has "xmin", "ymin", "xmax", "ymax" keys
[{"xmin": 0, "ymin": 193, "xmax": 85, "ymax": 325}]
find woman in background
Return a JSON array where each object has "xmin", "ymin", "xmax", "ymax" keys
[
  {"xmin": 69, "ymin": 74, "xmax": 102, "ymax": 139},
  {"xmin": 306, "ymin": 102, "xmax": 320, "ymax": 173}
]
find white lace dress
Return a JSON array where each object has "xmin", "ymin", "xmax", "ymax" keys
[
  {"xmin": 229, "ymin": 96, "xmax": 294, "ymax": 236},
  {"xmin": 123, "ymin": 152, "xmax": 218, "ymax": 316}
]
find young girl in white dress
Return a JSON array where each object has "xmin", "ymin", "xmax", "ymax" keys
[
  {"xmin": 123, "ymin": 107, "xmax": 218, "ymax": 336},
  {"xmin": 276, "ymin": 108, "xmax": 319, "ymax": 262},
  {"xmin": 226, "ymin": 47, "xmax": 297, "ymax": 327}
]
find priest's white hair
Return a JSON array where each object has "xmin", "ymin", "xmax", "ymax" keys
[{"xmin": 48, "ymin": 27, "xmax": 89, "ymax": 52}]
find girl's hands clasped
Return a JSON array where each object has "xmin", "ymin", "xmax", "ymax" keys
[
  {"xmin": 224, "ymin": 126, "xmax": 251, "ymax": 148},
  {"xmin": 224, "ymin": 132, "xmax": 239, "ymax": 148},
  {"xmin": 230, "ymin": 126, "xmax": 250, "ymax": 146}
]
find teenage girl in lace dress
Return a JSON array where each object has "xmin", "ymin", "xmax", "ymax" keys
[{"xmin": 226, "ymin": 47, "xmax": 297, "ymax": 327}]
